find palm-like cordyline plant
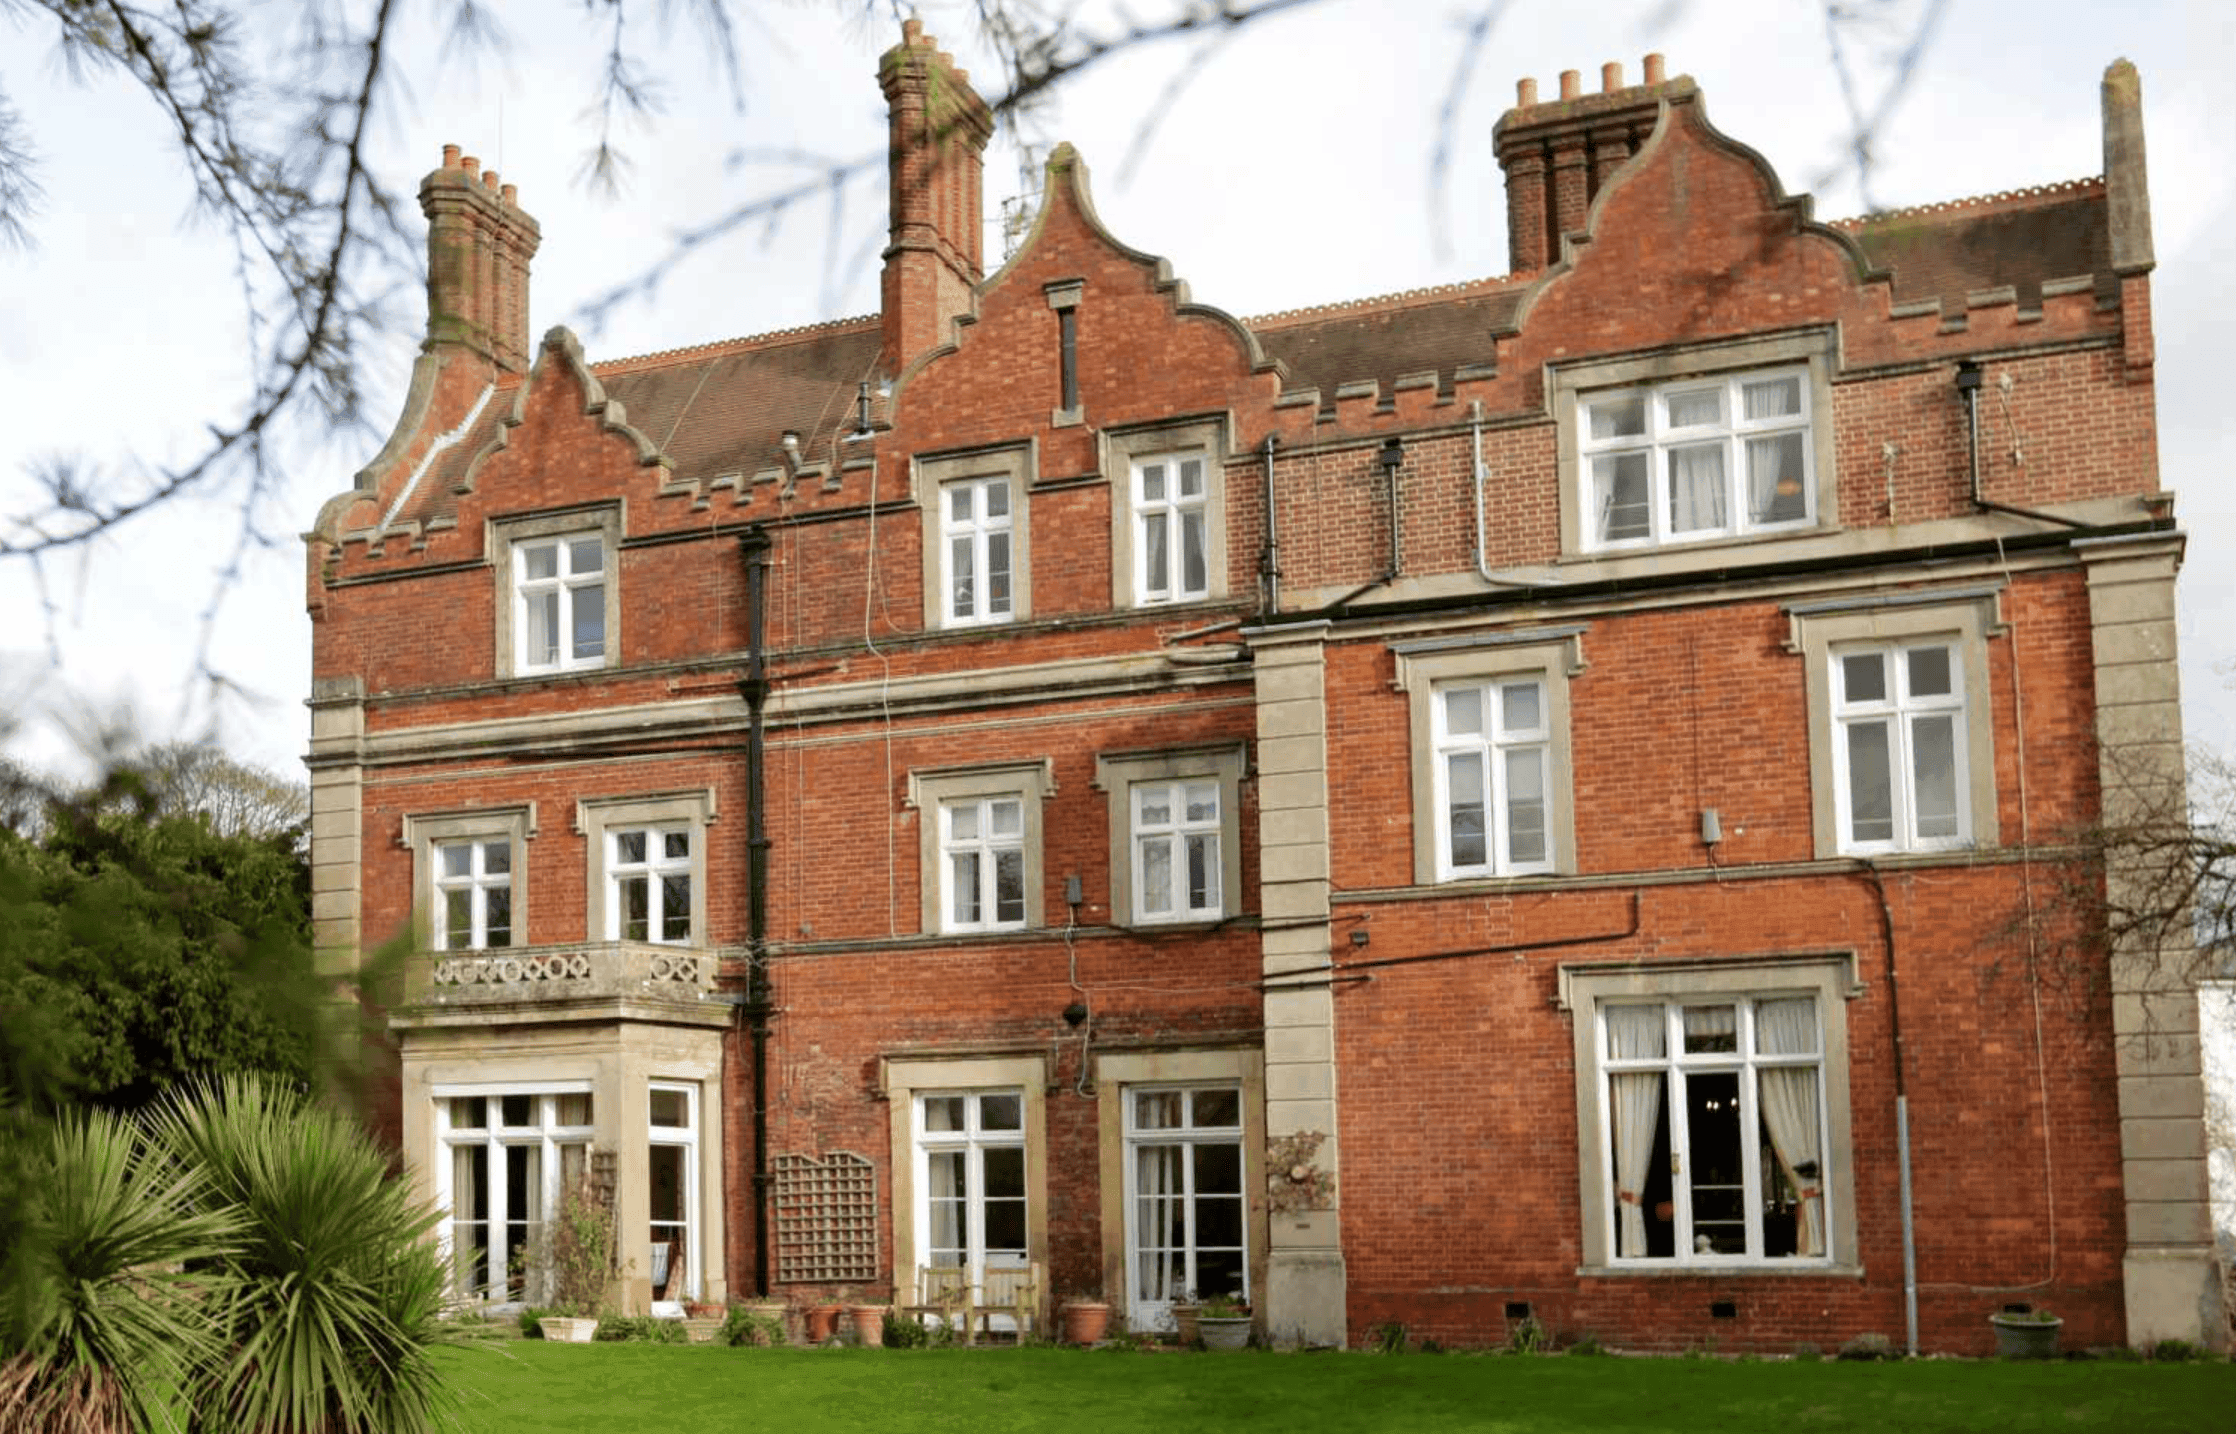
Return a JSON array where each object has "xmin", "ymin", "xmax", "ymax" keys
[
  {"xmin": 0, "ymin": 1109, "xmax": 238, "ymax": 1434},
  {"xmin": 147, "ymin": 1076, "xmax": 457, "ymax": 1434}
]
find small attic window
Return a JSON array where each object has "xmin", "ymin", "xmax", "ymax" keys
[{"xmin": 491, "ymin": 508, "xmax": 621, "ymax": 679}]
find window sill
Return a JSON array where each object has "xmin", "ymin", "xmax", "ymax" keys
[{"xmin": 1576, "ymin": 1262, "xmax": 1863, "ymax": 1280}]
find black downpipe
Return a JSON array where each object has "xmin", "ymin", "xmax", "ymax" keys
[
  {"xmin": 1957, "ymin": 360, "xmax": 2088, "ymax": 530},
  {"xmin": 737, "ymin": 528, "xmax": 775, "ymax": 1297}
]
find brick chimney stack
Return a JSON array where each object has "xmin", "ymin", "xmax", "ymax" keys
[
  {"xmin": 420, "ymin": 144, "xmax": 541, "ymax": 373},
  {"xmin": 1493, "ymin": 55, "xmax": 1686, "ymax": 274},
  {"xmin": 879, "ymin": 19, "xmax": 994, "ymax": 377}
]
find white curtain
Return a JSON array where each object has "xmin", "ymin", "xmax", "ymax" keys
[
  {"xmin": 1605, "ymin": 1006, "xmax": 1665, "ymax": 1258},
  {"xmin": 1755, "ymin": 997, "xmax": 1825, "ymax": 1256},
  {"xmin": 1666, "ymin": 446, "xmax": 1726, "ymax": 532},
  {"xmin": 1136, "ymin": 1145, "xmax": 1179, "ymax": 1302}
]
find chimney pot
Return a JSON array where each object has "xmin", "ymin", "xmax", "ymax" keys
[
  {"xmin": 1602, "ymin": 62, "xmax": 1622, "ymax": 93},
  {"xmin": 1559, "ymin": 69, "xmax": 1580, "ymax": 100},
  {"xmin": 442, "ymin": 143, "xmax": 461, "ymax": 168},
  {"xmin": 501, "ymin": 183, "xmax": 518, "ymax": 205},
  {"xmin": 461, "ymin": 155, "xmax": 480, "ymax": 182},
  {"xmin": 1643, "ymin": 53, "xmax": 1666, "ymax": 85},
  {"xmin": 902, "ymin": 16, "xmax": 922, "ymax": 43},
  {"xmin": 483, "ymin": 169, "xmax": 498, "ymax": 191},
  {"xmin": 1517, "ymin": 77, "xmax": 1538, "ymax": 106}
]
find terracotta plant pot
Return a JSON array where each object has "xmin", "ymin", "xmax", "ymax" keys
[
  {"xmin": 1061, "ymin": 1300, "xmax": 1112, "ymax": 1345},
  {"xmin": 849, "ymin": 1305, "xmax": 889, "ymax": 1347},
  {"xmin": 1172, "ymin": 1302, "xmax": 1201, "ymax": 1346},
  {"xmin": 805, "ymin": 1304, "xmax": 841, "ymax": 1343}
]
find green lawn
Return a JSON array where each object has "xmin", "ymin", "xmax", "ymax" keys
[{"xmin": 434, "ymin": 1342, "xmax": 2232, "ymax": 1434}]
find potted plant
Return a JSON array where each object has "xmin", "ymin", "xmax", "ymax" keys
[
  {"xmin": 1170, "ymin": 1288, "xmax": 1202, "ymax": 1347},
  {"xmin": 535, "ymin": 1164, "xmax": 616, "ymax": 1342},
  {"xmin": 846, "ymin": 1290, "xmax": 891, "ymax": 1347},
  {"xmin": 1197, "ymin": 1291, "xmax": 1252, "ymax": 1350},
  {"xmin": 1061, "ymin": 1292, "xmax": 1113, "ymax": 1345},
  {"xmin": 681, "ymin": 1301, "xmax": 726, "ymax": 1344},
  {"xmin": 804, "ymin": 1300, "xmax": 843, "ymax": 1344},
  {"xmin": 1989, "ymin": 1307, "xmax": 2063, "ymax": 1359}
]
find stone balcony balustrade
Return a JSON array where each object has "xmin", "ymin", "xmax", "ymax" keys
[{"xmin": 391, "ymin": 940, "xmax": 731, "ymax": 1032}]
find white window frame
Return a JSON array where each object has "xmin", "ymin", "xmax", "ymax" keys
[
  {"xmin": 434, "ymin": 1082, "xmax": 595, "ymax": 1306},
  {"xmin": 1431, "ymin": 673, "xmax": 1555, "ymax": 879},
  {"xmin": 1394, "ymin": 631, "xmax": 1582, "ymax": 885},
  {"xmin": 646, "ymin": 1081, "xmax": 699, "ymax": 1312},
  {"xmin": 913, "ymin": 1089, "xmax": 1031, "ymax": 1282},
  {"xmin": 1095, "ymin": 746, "xmax": 1246, "ymax": 928},
  {"xmin": 1786, "ymin": 587, "xmax": 2001, "ymax": 860},
  {"xmin": 491, "ymin": 508, "xmax": 621, "ymax": 679},
  {"xmin": 606, "ymin": 824, "xmax": 693, "ymax": 944},
  {"xmin": 1130, "ymin": 779, "xmax": 1223, "ymax": 922},
  {"xmin": 883, "ymin": 1054, "xmax": 1050, "ymax": 1313},
  {"xmin": 1560, "ymin": 955, "xmax": 1860, "ymax": 1275},
  {"xmin": 1102, "ymin": 418, "xmax": 1229, "ymax": 610},
  {"xmin": 576, "ymin": 790, "xmax": 715, "ymax": 946},
  {"xmin": 941, "ymin": 475, "xmax": 1015, "ymax": 626},
  {"xmin": 1830, "ymin": 639, "xmax": 1971, "ymax": 854},
  {"xmin": 402, "ymin": 806, "xmax": 535, "ymax": 953},
  {"xmin": 1122, "ymin": 1085, "xmax": 1249, "ymax": 1327},
  {"xmin": 1577, "ymin": 367, "xmax": 1813, "ymax": 550},
  {"xmin": 432, "ymin": 836, "xmax": 516, "ymax": 950},
  {"xmin": 1130, "ymin": 453, "xmax": 1211, "ymax": 605},
  {"xmin": 940, "ymin": 795, "xmax": 1027, "ymax": 932}
]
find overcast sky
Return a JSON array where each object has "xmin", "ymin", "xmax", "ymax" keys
[{"xmin": 2, "ymin": 0, "xmax": 2231, "ymax": 787}]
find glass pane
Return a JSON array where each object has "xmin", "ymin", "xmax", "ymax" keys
[
  {"xmin": 1911, "ymin": 714, "xmax": 1959, "ymax": 839},
  {"xmin": 1666, "ymin": 445, "xmax": 1726, "ymax": 532},
  {"xmin": 1505, "ymin": 749, "xmax": 1546, "ymax": 865},
  {"xmin": 1446, "ymin": 754, "xmax": 1485, "ymax": 868},
  {"xmin": 441, "ymin": 844, "xmax": 472, "ymax": 877},
  {"xmin": 1184, "ymin": 783, "xmax": 1218, "ymax": 824},
  {"xmin": 450, "ymin": 1096, "xmax": 487, "ymax": 1130},
  {"xmin": 949, "ymin": 802, "xmax": 980, "ymax": 841},
  {"xmin": 1140, "ymin": 463, "xmax": 1166, "ymax": 502},
  {"xmin": 1182, "ymin": 511, "xmax": 1207, "ymax": 595},
  {"xmin": 994, "ymin": 849, "xmax": 1024, "ymax": 924},
  {"xmin": 978, "ymin": 1093, "xmax": 1023, "ymax": 1131},
  {"xmin": 1196, "ymin": 1191, "xmax": 1244, "ymax": 1247},
  {"xmin": 989, "ymin": 799, "xmax": 1022, "ymax": 836},
  {"xmin": 950, "ymin": 852, "xmax": 981, "ymax": 924},
  {"xmin": 1589, "ymin": 395, "xmax": 1645, "ymax": 439},
  {"xmin": 1142, "ymin": 837, "xmax": 1173, "ymax": 913},
  {"xmin": 1134, "ymin": 1090, "xmax": 1183, "ymax": 1129},
  {"xmin": 1596, "ymin": 453, "xmax": 1650, "ymax": 541},
  {"xmin": 922, "ymin": 1096, "xmax": 965, "ymax": 1133},
  {"xmin": 1685, "ymin": 1071, "xmax": 1746, "ymax": 1255},
  {"xmin": 1193, "ymin": 1141, "xmax": 1242, "ymax": 1195},
  {"xmin": 527, "ymin": 591, "xmax": 557, "ymax": 666},
  {"xmin": 650, "ymin": 1088, "xmax": 689, "ymax": 1127},
  {"xmin": 983, "ymin": 1197, "xmax": 1026, "ymax": 1255},
  {"xmin": 1195, "ymin": 1248, "xmax": 1245, "ymax": 1303},
  {"xmin": 1187, "ymin": 832, "xmax": 1217, "ymax": 910},
  {"xmin": 985, "ymin": 480, "xmax": 1008, "ymax": 518},
  {"xmin": 987, "ymin": 533, "xmax": 1011, "ymax": 614},
  {"xmin": 523, "ymin": 544, "xmax": 557, "ymax": 580},
  {"xmin": 621, "ymin": 875, "xmax": 649, "ymax": 941},
  {"xmin": 1907, "ymin": 645, "xmax": 1952, "ymax": 699},
  {"xmin": 1143, "ymin": 513, "xmax": 1169, "ymax": 594},
  {"xmin": 572, "ymin": 584, "xmax": 605, "ymax": 660},
  {"xmin": 648, "ymin": 1143, "xmax": 683, "ymax": 1222},
  {"xmin": 1665, "ymin": 388, "xmax": 1722, "ymax": 427},
  {"xmin": 950, "ymin": 535, "xmax": 974, "ymax": 616},
  {"xmin": 1754, "ymin": 997, "xmax": 1818, "ymax": 1056},
  {"xmin": 556, "ymin": 1092, "xmax": 593, "ymax": 1126},
  {"xmin": 1179, "ymin": 458, "xmax": 1204, "ymax": 498},
  {"xmin": 443, "ymin": 890, "xmax": 473, "ymax": 949},
  {"xmin": 949, "ymin": 485, "xmax": 974, "ymax": 522},
  {"xmin": 1500, "ymin": 681, "xmax": 1541, "ymax": 733},
  {"xmin": 1742, "ymin": 377, "xmax": 1801, "ymax": 420},
  {"xmin": 1845, "ymin": 721, "xmax": 1894, "ymax": 843},
  {"xmin": 1841, "ymin": 653, "xmax": 1886, "ymax": 704},
  {"xmin": 567, "ymin": 538, "xmax": 602, "ymax": 574},
  {"xmin": 664, "ymin": 830, "xmax": 690, "ymax": 861},
  {"xmin": 484, "ymin": 888, "xmax": 511, "ymax": 948},
  {"xmin": 1604, "ymin": 1004, "xmax": 1666, "ymax": 1060},
  {"xmin": 1192, "ymin": 1088, "xmax": 1240, "ymax": 1128},
  {"xmin": 1442, "ymin": 685, "xmax": 1482, "ymax": 736},
  {"xmin": 1682, "ymin": 1005, "xmax": 1738, "ymax": 1054},
  {"xmin": 1747, "ymin": 433, "xmax": 1808, "ymax": 524},
  {"xmin": 983, "ymin": 1146, "xmax": 1025, "ymax": 1199},
  {"xmin": 617, "ymin": 830, "xmax": 647, "ymax": 864},
  {"xmin": 483, "ymin": 840, "xmax": 510, "ymax": 874},
  {"xmin": 660, "ymin": 877, "xmax": 692, "ymax": 942},
  {"xmin": 500, "ymin": 1094, "xmax": 533, "ymax": 1127}
]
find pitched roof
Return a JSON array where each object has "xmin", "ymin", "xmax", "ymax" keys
[{"xmin": 1835, "ymin": 179, "xmax": 2109, "ymax": 308}]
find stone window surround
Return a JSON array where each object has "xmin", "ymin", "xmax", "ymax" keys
[
  {"xmin": 574, "ymin": 789, "xmax": 717, "ymax": 945},
  {"xmin": 1784, "ymin": 585, "xmax": 2003, "ymax": 859},
  {"xmin": 1554, "ymin": 330, "xmax": 1839, "ymax": 561},
  {"xmin": 401, "ymin": 804, "xmax": 537, "ymax": 950},
  {"xmin": 905, "ymin": 760, "xmax": 1058, "ymax": 935},
  {"xmin": 1092, "ymin": 1046, "xmax": 1268, "ymax": 1326},
  {"xmin": 1558, "ymin": 951, "xmax": 1863, "ymax": 1275},
  {"xmin": 881, "ymin": 1052, "xmax": 1051, "ymax": 1299},
  {"xmin": 1101, "ymin": 414, "xmax": 1231, "ymax": 610},
  {"xmin": 1393, "ymin": 628, "xmax": 1584, "ymax": 885},
  {"xmin": 914, "ymin": 440, "xmax": 1037, "ymax": 629},
  {"xmin": 1093, "ymin": 743, "xmax": 1247, "ymax": 928},
  {"xmin": 489, "ymin": 505, "xmax": 623, "ymax": 680}
]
